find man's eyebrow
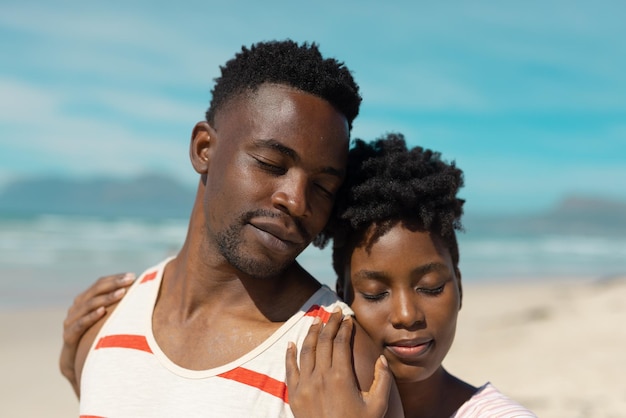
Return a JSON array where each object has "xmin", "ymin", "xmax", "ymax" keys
[
  {"xmin": 253, "ymin": 139, "xmax": 297, "ymax": 160},
  {"xmin": 253, "ymin": 138, "xmax": 344, "ymax": 178}
]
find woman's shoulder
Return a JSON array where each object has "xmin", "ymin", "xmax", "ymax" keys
[{"xmin": 452, "ymin": 382, "xmax": 537, "ymax": 418}]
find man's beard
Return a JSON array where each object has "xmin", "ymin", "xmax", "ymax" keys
[{"xmin": 213, "ymin": 211, "xmax": 306, "ymax": 279}]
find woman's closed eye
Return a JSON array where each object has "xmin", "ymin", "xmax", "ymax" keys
[
  {"xmin": 359, "ymin": 291, "xmax": 389, "ymax": 302},
  {"xmin": 417, "ymin": 284, "xmax": 445, "ymax": 296}
]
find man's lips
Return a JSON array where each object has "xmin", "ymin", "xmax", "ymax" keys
[
  {"xmin": 386, "ymin": 338, "xmax": 433, "ymax": 360},
  {"xmin": 250, "ymin": 219, "xmax": 306, "ymax": 245}
]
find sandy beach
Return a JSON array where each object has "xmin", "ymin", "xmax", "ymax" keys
[{"xmin": 2, "ymin": 276, "xmax": 625, "ymax": 417}]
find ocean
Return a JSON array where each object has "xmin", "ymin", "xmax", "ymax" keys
[{"xmin": 1, "ymin": 214, "xmax": 624, "ymax": 309}]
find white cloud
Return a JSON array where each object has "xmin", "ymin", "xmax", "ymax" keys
[
  {"xmin": 360, "ymin": 68, "xmax": 489, "ymax": 112},
  {"xmin": 1, "ymin": 0, "xmax": 625, "ymax": 211},
  {"xmin": 0, "ymin": 76, "xmax": 198, "ymax": 184},
  {"xmin": 0, "ymin": 75, "xmax": 204, "ymax": 131},
  {"xmin": 0, "ymin": 2, "xmax": 232, "ymax": 88},
  {"xmin": 334, "ymin": 1, "xmax": 626, "ymax": 113},
  {"xmin": 0, "ymin": 4, "xmax": 183, "ymax": 51},
  {"xmin": 4, "ymin": 112, "xmax": 195, "ymax": 183},
  {"xmin": 88, "ymin": 89, "xmax": 204, "ymax": 123},
  {"xmin": 0, "ymin": 78, "xmax": 61, "ymax": 123}
]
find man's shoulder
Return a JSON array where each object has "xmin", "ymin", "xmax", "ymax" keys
[{"xmin": 305, "ymin": 285, "xmax": 351, "ymax": 311}]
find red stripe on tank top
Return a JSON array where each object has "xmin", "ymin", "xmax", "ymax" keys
[
  {"xmin": 218, "ymin": 367, "xmax": 289, "ymax": 403},
  {"xmin": 95, "ymin": 334, "xmax": 153, "ymax": 353},
  {"xmin": 140, "ymin": 270, "xmax": 158, "ymax": 283},
  {"xmin": 304, "ymin": 304, "xmax": 333, "ymax": 324}
]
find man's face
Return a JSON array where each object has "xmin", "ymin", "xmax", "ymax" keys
[{"xmin": 200, "ymin": 83, "xmax": 350, "ymax": 278}]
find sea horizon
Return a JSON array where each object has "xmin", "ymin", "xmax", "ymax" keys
[{"xmin": 1, "ymin": 213, "xmax": 624, "ymax": 310}]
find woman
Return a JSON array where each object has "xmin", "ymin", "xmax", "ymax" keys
[{"xmin": 285, "ymin": 134, "xmax": 535, "ymax": 417}]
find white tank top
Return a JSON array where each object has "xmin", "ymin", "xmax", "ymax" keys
[{"xmin": 80, "ymin": 258, "xmax": 352, "ymax": 417}]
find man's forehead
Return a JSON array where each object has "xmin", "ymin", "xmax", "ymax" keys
[
  {"xmin": 213, "ymin": 83, "xmax": 348, "ymax": 136},
  {"xmin": 217, "ymin": 83, "xmax": 334, "ymax": 116}
]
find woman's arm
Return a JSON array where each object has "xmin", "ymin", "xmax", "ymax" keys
[{"xmin": 59, "ymin": 273, "xmax": 135, "ymax": 396}]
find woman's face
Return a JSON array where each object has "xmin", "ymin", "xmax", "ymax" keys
[{"xmin": 344, "ymin": 224, "xmax": 462, "ymax": 383}]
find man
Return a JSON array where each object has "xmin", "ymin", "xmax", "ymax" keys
[{"xmin": 70, "ymin": 40, "xmax": 402, "ymax": 417}]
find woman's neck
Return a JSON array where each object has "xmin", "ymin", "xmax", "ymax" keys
[{"xmin": 396, "ymin": 367, "xmax": 477, "ymax": 418}]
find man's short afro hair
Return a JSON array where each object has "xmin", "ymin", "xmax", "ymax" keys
[{"xmin": 205, "ymin": 40, "xmax": 362, "ymax": 130}]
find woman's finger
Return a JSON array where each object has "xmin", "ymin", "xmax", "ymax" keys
[
  {"xmin": 316, "ymin": 308, "xmax": 344, "ymax": 369},
  {"xmin": 297, "ymin": 316, "xmax": 322, "ymax": 375}
]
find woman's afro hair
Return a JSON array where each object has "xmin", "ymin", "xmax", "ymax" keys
[{"xmin": 313, "ymin": 133, "xmax": 465, "ymax": 285}]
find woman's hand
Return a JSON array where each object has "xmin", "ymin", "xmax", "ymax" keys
[
  {"xmin": 285, "ymin": 309, "xmax": 393, "ymax": 418},
  {"xmin": 59, "ymin": 273, "xmax": 135, "ymax": 396}
]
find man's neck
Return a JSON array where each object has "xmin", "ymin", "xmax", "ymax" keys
[{"xmin": 150, "ymin": 249, "xmax": 321, "ymax": 370}]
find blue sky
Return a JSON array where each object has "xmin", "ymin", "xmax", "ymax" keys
[{"xmin": 1, "ymin": 0, "xmax": 624, "ymax": 214}]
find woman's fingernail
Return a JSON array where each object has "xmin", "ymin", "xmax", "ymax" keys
[{"xmin": 120, "ymin": 273, "xmax": 135, "ymax": 283}]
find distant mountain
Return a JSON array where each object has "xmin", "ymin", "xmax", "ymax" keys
[
  {"xmin": 0, "ymin": 173, "xmax": 195, "ymax": 219},
  {"xmin": 555, "ymin": 196, "xmax": 626, "ymax": 214},
  {"xmin": 465, "ymin": 196, "xmax": 626, "ymax": 236},
  {"xmin": 1, "ymin": 174, "xmax": 624, "ymax": 236}
]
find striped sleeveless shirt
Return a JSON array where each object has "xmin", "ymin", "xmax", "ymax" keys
[
  {"xmin": 452, "ymin": 382, "xmax": 537, "ymax": 417},
  {"xmin": 79, "ymin": 258, "xmax": 352, "ymax": 418}
]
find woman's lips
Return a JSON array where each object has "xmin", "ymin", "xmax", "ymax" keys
[{"xmin": 386, "ymin": 339, "xmax": 433, "ymax": 360}]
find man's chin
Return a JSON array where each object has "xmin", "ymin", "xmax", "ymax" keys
[{"xmin": 229, "ymin": 253, "xmax": 293, "ymax": 280}]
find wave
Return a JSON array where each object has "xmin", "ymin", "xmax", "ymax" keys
[{"xmin": 1, "ymin": 215, "xmax": 624, "ymax": 307}]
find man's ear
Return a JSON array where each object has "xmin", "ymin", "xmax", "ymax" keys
[
  {"xmin": 190, "ymin": 121, "xmax": 215, "ymax": 174},
  {"xmin": 456, "ymin": 267, "xmax": 463, "ymax": 310}
]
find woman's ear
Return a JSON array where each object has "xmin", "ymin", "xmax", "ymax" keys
[{"xmin": 190, "ymin": 121, "xmax": 215, "ymax": 174}]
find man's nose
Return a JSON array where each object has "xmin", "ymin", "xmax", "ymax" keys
[{"xmin": 271, "ymin": 174, "xmax": 310, "ymax": 218}]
